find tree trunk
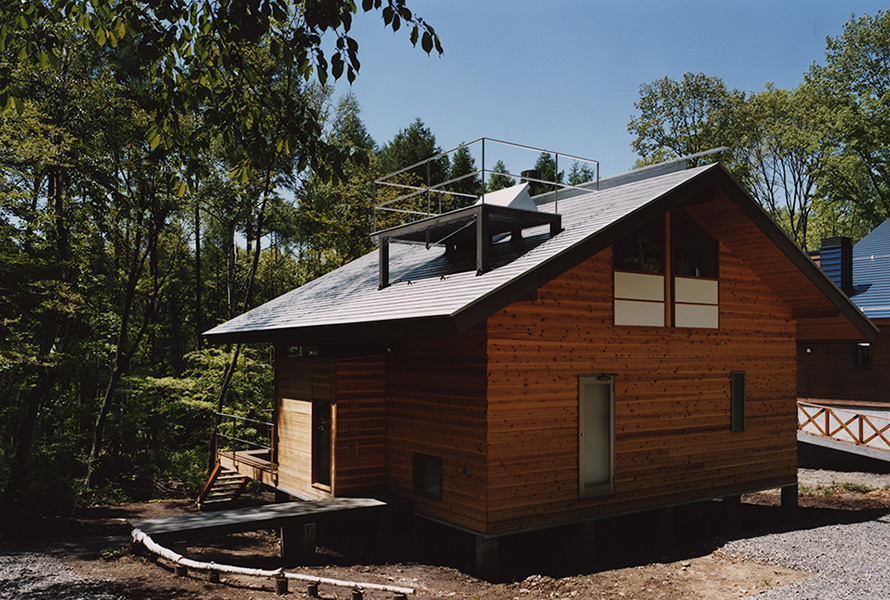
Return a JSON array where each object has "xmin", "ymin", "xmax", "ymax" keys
[
  {"xmin": 207, "ymin": 343, "xmax": 241, "ymax": 474},
  {"xmin": 83, "ymin": 362, "xmax": 124, "ymax": 491},
  {"xmin": 194, "ymin": 180, "xmax": 202, "ymax": 350}
]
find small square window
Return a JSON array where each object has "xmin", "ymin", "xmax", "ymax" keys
[
  {"xmin": 412, "ymin": 453, "xmax": 442, "ymax": 499},
  {"xmin": 853, "ymin": 343, "xmax": 872, "ymax": 369}
]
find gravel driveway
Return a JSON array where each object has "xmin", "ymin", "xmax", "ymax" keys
[
  {"xmin": 723, "ymin": 512, "xmax": 890, "ymax": 599},
  {"xmin": 0, "ymin": 545, "xmax": 124, "ymax": 600}
]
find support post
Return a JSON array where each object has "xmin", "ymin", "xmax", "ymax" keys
[
  {"xmin": 474, "ymin": 535, "xmax": 499, "ymax": 580},
  {"xmin": 174, "ymin": 564, "xmax": 188, "ymax": 577},
  {"xmin": 378, "ymin": 238, "xmax": 390, "ymax": 289},
  {"xmin": 781, "ymin": 484, "xmax": 798, "ymax": 522},
  {"xmin": 724, "ymin": 494, "xmax": 742, "ymax": 532},
  {"xmin": 307, "ymin": 581, "xmax": 319, "ymax": 597},
  {"xmin": 476, "ymin": 208, "xmax": 490, "ymax": 276},
  {"xmin": 276, "ymin": 575, "xmax": 288, "ymax": 595},
  {"xmin": 281, "ymin": 522, "xmax": 316, "ymax": 563}
]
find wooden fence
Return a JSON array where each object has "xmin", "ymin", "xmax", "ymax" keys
[{"xmin": 798, "ymin": 401, "xmax": 890, "ymax": 453}]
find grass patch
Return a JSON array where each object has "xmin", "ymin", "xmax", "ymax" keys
[{"xmin": 836, "ymin": 481, "xmax": 873, "ymax": 494}]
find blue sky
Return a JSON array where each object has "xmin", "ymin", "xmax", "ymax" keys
[{"xmin": 333, "ymin": 1, "xmax": 887, "ymax": 178}]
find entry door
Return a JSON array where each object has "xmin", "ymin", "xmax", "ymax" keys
[{"xmin": 579, "ymin": 375, "xmax": 615, "ymax": 497}]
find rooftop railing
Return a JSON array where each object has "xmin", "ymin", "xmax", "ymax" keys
[{"xmin": 373, "ymin": 137, "xmax": 600, "ymax": 233}]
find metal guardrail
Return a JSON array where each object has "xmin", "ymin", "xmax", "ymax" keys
[
  {"xmin": 215, "ymin": 411, "xmax": 274, "ymax": 456},
  {"xmin": 373, "ymin": 137, "xmax": 600, "ymax": 232}
]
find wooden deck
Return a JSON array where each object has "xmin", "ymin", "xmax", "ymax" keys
[
  {"xmin": 131, "ymin": 497, "xmax": 394, "ymax": 540},
  {"xmin": 798, "ymin": 400, "xmax": 890, "ymax": 462},
  {"xmin": 218, "ymin": 449, "xmax": 277, "ymax": 489}
]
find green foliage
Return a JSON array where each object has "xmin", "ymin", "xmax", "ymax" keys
[
  {"xmin": 628, "ymin": 72, "xmax": 749, "ymax": 182},
  {"xmin": 567, "ymin": 162, "xmax": 597, "ymax": 186},
  {"xmin": 486, "ymin": 159, "xmax": 515, "ymax": 192},
  {"xmin": 738, "ymin": 84, "xmax": 826, "ymax": 250},
  {"xmin": 806, "ymin": 10, "xmax": 890, "ymax": 231},
  {"xmin": 444, "ymin": 144, "xmax": 481, "ymax": 210},
  {"xmin": 0, "ymin": 2, "xmax": 443, "ymax": 511},
  {"xmin": 837, "ymin": 481, "xmax": 873, "ymax": 493},
  {"xmin": 0, "ymin": 0, "xmax": 442, "ymax": 181},
  {"xmin": 379, "ymin": 117, "xmax": 449, "ymax": 185},
  {"xmin": 531, "ymin": 152, "xmax": 564, "ymax": 195}
]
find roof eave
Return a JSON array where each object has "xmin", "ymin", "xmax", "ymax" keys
[{"xmin": 203, "ymin": 315, "xmax": 461, "ymax": 346}]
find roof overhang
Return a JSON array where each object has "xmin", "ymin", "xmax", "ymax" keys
[{"xmin": 204, "ymin": 163, "xmax": 877, "ymax": 345}]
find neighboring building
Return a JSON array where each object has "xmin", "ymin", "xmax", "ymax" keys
[
  {"xmin": 204, "ymin": 161, "xmax": 874, "ymax": 572},
  {"xmin": 799, "ymin": 223, "xmax": 890, "ymax": 403}
]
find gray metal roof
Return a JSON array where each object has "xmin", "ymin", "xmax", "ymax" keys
[
  {"xmin": 204, "ymin": 163, "xmax": 875, "ymax": 343},
  {"xmin": 853, "ymin": 219, "xmax": 890, "ymax": 320}
]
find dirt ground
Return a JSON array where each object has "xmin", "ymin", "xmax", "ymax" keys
[{"xmin": 3, "ymin": 481, "xmax": 890, "ymax": 600}]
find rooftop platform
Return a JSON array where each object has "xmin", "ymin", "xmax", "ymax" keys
[{"xmin": 373, "ymin": 203, "xmax": 562, "ymax": 287}]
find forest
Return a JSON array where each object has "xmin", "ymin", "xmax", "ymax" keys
[{"xmin": 1, "ymin": 3, "xmax": 889, "ymax": 513}]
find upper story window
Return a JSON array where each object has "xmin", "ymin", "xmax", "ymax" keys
[
  {"xmin": 614, "ymin": 211, "xmax": 719, "ymax": 329},
  {"xmin": 672, "ymin": 211, "xmax": 717, "ymax": 278},
  {"xmin": 613, "ymin": 216, "xmax": 664, "ymax": 273}
]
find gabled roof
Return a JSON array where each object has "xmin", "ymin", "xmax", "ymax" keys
[
  {"xmin": 853, "ymin": 218, "xmax": 890, "ymax": 320},
  {"xmin": 204, "ymin": 163, "xmax": 877, "ymax": 344}
]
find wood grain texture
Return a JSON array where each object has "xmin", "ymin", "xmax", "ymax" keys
[
  {"xmin": 385, "ymin": 325, "xmax": 489, "ymax": 532},
  {"xmin": 483, "ymin": 202, "xmax": 799, "ymax": 534},
  {"xmin": 798, "ymin": 317, "xmax": 890, "ymax": 403}
]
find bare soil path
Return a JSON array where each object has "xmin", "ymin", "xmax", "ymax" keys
[{"xmin": 2, "ymin": 469, "xmax": 889, "ymax": 600}]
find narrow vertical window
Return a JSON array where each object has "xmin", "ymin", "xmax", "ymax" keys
[
  {"xmin": 579, "ymin": 374, "xmax": 616, "ymax": 497},
  {"xmin": 312, "ymin": 398, "xmax": 332, "ymax": 488},
  {"xmin": 731, "ymin": 371, "xmax": 745, "ymax": 433}
]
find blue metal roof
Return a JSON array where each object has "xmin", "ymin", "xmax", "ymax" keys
[{"xmin": 852, "ymin": 219, "xmax": 890, "ymax": 320}]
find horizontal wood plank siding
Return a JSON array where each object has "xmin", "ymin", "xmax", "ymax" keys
[
  {"xmin": 333, "ymin": 358, "xmax": 387, "ymax": 494},
  {"xmin": 798, "ymin": 318, "xmax": 890, "ymax": 402},
  {"xmin": 275, "ymin": 358, "xmax": 335, "ymax": 500},
  {"xmin": 386, "ymin": 326, "xmax": 489, "ymax": 532},
  {"xmin": 485, "ymin": 203, "xmax": 798, "ymax": 534}
]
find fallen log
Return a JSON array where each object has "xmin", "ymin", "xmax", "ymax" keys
[{"xmin": 131, "ymin": 528, "xmax": 414, "ymax": 595}]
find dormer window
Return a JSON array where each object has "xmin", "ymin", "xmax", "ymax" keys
[{"xmin": 613, "ymin": 211, "xmax": 719, "ymax": 329}]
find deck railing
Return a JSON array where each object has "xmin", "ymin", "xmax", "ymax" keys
[
  {"xmin": 798, "ymin": 400, "xmax": 890, "ymax": 453},
  {"xmin": 215, "ymin": 412, "xmax": 276, "ymax": 471}
]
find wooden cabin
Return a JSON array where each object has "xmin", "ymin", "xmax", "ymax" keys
[
  {"xmin": 204, "ymin": 162, "xmax": 874, "ymax": 571},
  {"xmin": 799, "ymin": 226, "xmax": 889, "ymax": 403}
]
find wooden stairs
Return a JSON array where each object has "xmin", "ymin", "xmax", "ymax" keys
[{"xmin": 197, "ymin": 462, "xmax": 249, "ymax": 509}]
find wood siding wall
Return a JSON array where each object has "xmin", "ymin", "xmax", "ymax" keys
[
  {"xmin": 275, "ymin": 358, "xmax": 334, "ymax": 500},
  {"xmin": 274, "ymin": 356, "xmax": 386, "ymax": 499},
  {"xmin": 333, "ymin": 358, "xmax": 387, "ymax": 494},
  {"xmin": 798, "ymin": 320, "xmax": 890, "ymax": 403},
  {"xmin": 386, "ymin": 326, "xmax": 489, "ymax": 532},
  {"xmin": 485, "ymin": 211, "xmax": 798, "ymax": 533}
]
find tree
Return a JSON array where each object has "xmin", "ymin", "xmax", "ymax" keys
[
  {"xmin": 738, "ymin": 84, "xmax": 826, "ymax": 250},
  {"xmin": 1, "ymin": 1, "xmax": 442, "ymax": 181},
  {"xmin": 628, "ymin": 72, "xmax": 748, "ymax": 182},
  {"xmin": 379, "ymin": 118, "xmax": 449, "ymax": 185},
  {"xmin": 806, "ymin": 10, "xmax": 890, "ymax": 229},
  {"xmin": 486, "ymin": 160, "xmax": 515, "ymax": 192},
  {"xmin": 445, "ymin": 144, "xmax": 481, "ymax": 209},
  {"xmin": 530, "ymin": 152, "xmax": 564, "ymax": 195},
  {"xmin": 329, "ymin": 92, "xmax": 375, "ymax": 151},
  {"xmin": 567, "ymin": 161, "xmax": 597, "ymax": 186}
]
